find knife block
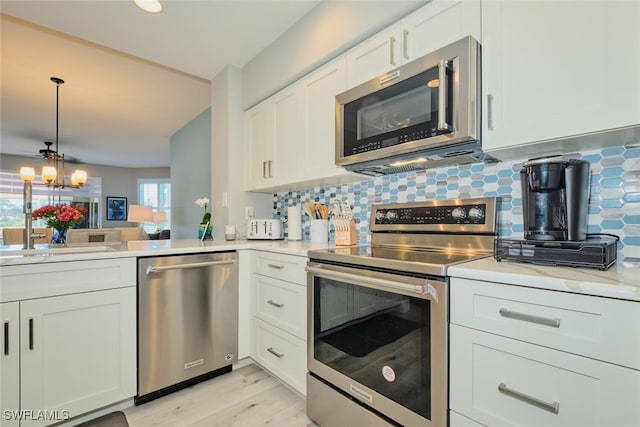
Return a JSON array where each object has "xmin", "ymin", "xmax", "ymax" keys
[{"xmin": 334, "ymin": 219, "xmax": 356, "ymax": 246}]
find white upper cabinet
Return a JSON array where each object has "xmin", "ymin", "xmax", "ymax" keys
[
  {"xmin": 300, "ymin": 55, "xmax": 348, "ymax": 181},
  {"xmin": 347, "ymin": 0, "xmax": 481, "ymax": 87},
  {"xmin": 245, "ymin": 101, "xmax": 274, "ymax": 191},
  {"xmin": 481, "ymin": 0, "xmax": 640, "ymax": 159}
]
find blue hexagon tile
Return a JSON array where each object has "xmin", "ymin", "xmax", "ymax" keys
[{"xmin": 273, "ymin": 144, "xmax": 640, "ymax": 262}]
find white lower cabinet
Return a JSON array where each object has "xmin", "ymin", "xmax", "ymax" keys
[
  {"xmin": 253, "ymin": 318, "xmax": 306, "ymax": 395},
  {"xmin": 450, "ymin": 278, "xmax": 640, "ymax": 427},
  {"xmin": 250, "ymin": 251, "xmax": 307, "ymax": 395},
  {"xmin": 1, "ymin": 302, "xmax": 20, "ymax": 427},
  {"xmin": 0, "ymin": 258, "xmax": 137, "ymax": 427},
  {"xmin": 20, "ymin": 288, "xmax": 136, "ymax": 427}
]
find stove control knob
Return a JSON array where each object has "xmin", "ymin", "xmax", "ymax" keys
[
  {"xmin": 468, "ymin": 207, "xmax": 485, "ymax": 221},
  {"xmin": 375, "ymin": 211, "xmax": 386, "ymax": 222},
  {"xmin": 385, "ymin": 210, "xmax": 398, "ymax": 221},
  {"xmin": 451, "ymin": 207, "xmax": 466, "ymax": 220}
]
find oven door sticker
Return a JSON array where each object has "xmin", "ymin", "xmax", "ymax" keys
[{"xmin": 382, "ymin": 365, "xmax": 396, "ymax": 382}]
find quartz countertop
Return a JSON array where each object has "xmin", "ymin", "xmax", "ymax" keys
[
  {"xmin": 0, "ymin": 239, "xmax": 334, "ymax": 266},
  {"xmin": 448, "ymin": 257, "xmax": 640, "ymax": 302}
]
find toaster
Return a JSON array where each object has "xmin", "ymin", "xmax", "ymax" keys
[{"xmin": 247, "ymin": 219, "xmax": 284, "ymax": 240}]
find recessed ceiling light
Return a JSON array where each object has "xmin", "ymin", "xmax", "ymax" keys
[{"xmin": 134, "ymin": 0, "xmax": 163, "ymax": 14}]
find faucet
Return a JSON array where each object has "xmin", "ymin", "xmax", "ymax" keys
[{"xmin": 20, "ymin": 167, "xmax": 44, "ymax": 249}]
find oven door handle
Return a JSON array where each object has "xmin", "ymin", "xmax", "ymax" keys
[{"xmin": 305, "ymin": 265, "xmax": 439, "ymax": 301}]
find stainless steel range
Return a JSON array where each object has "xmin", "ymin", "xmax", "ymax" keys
[{"xmin": 306, "ymin": 197, "xmax": 497, "ymax": 427}]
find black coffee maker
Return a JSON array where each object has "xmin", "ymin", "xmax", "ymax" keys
[{"xmin": 520, "ymin": 156, "xmax": 590, "ymax": 241}]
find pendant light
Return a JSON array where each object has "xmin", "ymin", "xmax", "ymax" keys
[{"xmin": 39, "ymin": 77, "xmax": 88, "ymax": 189}]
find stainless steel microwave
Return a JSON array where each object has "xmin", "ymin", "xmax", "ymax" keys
[{"xmin": 335, "ymin": 36, "xmax": 494, "ymax": 176}]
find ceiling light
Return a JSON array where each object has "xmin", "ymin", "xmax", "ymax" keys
[
  {"xmin": 134, "ymin": 0, "xmax": 163, "ymax": 13},
  {"xmin": 36, "ymin": 77, "xmax": 88, "ymax": 189}
]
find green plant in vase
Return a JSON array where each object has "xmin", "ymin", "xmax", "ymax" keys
[{"xmin": 195, "ymin": 197, "xmax": 212, "ymax": 240}]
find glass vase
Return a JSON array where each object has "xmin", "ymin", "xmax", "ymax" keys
[
  {"xmin": 198, "ymin": 223, "xmax": 212, "ymax": 240},
  {"xmin": 52, "ymin": 227, "xmax": 68, "ymax": 245}
]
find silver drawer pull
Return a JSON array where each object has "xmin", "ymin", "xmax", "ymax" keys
[
  {"xmin": 267, "ymin": 263, "xmax": 284, "ymax": 270},
  {"xmin": 267, "ymin": 347, "xmax": 284, "ymax": 358},
  {"xmin": 499, "ymin": 308, "xmax": 560, "ymax": 328},
  {"xmin": 498, "ymin": 383, "xmax": 560, "ymax": 414},
  {"xmin": 267, "ymin": 300, "xmax": 284, "ymax": 308}
]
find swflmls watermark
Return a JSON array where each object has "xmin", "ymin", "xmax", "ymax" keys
[{"xmin": 3, "ymin": 409, "xmax": 70, "ymax": 421}]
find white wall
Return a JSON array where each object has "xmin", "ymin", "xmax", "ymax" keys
[
  {"xmin": 170, "ymin": 107, "xmax": 212, "ymax": 239},
  {"xmin": 241, "ymin": 0, "xmax": 427, "ymax": 108},
  {"xmin": 211, "ymin": 66, "xmax": 271, "ymax": 241}
]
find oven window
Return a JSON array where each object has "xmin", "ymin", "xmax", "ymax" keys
[{"xmin": 313, "ymin": 277, "xmax": 431, "ymax": 419}]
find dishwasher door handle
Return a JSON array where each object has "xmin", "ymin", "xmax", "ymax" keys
[{"xmin": 146, "ymin": 259, "xmax": 235, "ymax": 274}]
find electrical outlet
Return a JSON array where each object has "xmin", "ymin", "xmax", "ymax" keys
[
  {"xmin": 245, "ymin": 206, "xmax": 254, "ymax": 220},
  {"xmin": 222, "ymin": 192, "xmax": 228, "ymax": 207}
]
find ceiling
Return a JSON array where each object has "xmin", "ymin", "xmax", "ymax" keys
[{"xmin": 0, "ymin": 0, "xmax": 320, "ymax": 168}]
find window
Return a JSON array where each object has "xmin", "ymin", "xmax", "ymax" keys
[
  {"xmin": 0, "ymin": 170, "xmax": 101, "ymax": 229},
  {"xmin": 138, "ymin": 179, "xmax": 171, "ymax": 233}
]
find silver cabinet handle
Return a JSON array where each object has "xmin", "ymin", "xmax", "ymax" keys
[
  {"xmin": 262, "ymin": 161, "xmax": 267, "ymax": 179},
  {"xmin": 267, "ymin": 300, "xmax": 284, "ymax": 308},
  {"xmin": 267, "ymin": 347, "xmax": 284, "ymax": 358},
  {"xmin": 499, "ymin": 308, "xmax": 560, "ymax": 328},
  {"xmin": 389, "ymin": 36, "xmax": 396, "ymax": 66},
  {"xmin": 437, "ymin": 60, "xmax": 453, "ymax": 132},
  {"xmin": 147, "ymin": 259, "xmax": 235, "ymax": 275},
  {"xmin": 498, "ymin": 383, "xmax": 560, "ymax": 414},
  {"xmin": 268, "ymin": 160, "xmax": 273, "ymax": 178},
  {"xmin": 267, "ymin": 263, "xmax": 284, "ymax": 270},
  {"xmin": 402, "ymin": 29, "xmax": 409, "ymax": 60},
  {"xmin": 29, "ymin": 318, "xmax": 34, "ymax": 350},
  {"xmin": 487, "ymin": 94, "xmax": 494, "ymax": 130},
  {"xmin": 3, "ymin": 321, "xmax": 8, "ymax": 356}
]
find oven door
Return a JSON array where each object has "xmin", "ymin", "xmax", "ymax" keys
[{"xmin": 306, "ymin": 262, "xmax": 447, "ymax": 427}]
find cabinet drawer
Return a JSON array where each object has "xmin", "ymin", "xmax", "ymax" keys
[
  {"xmin": 254, "ymin": 251, "xmax": 306, "ymax": 284},
  {"xmin": 254, "ymin": 275, "xmax": 306, "ymax": 339},
  {"xmin": 450, "ymin": 278, "xmax": 640, "ymax": 369},
  {"xmin": 0, "ymin": 258, "xmax": 136, "ymax": 302},
  {"xmin": 450, "ymin": 325, "xmax": 640, "ymax": 427},
  {"xmin": 254, "ymin": 319, "xmax": 306, "ymax": 396}
]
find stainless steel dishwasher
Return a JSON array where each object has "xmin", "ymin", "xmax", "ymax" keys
[{"xmin": 135, "ymin": 251, "xmax": 238, "ymax": 404}]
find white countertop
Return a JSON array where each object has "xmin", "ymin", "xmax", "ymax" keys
[
  {"xmin": 448, "ymin": 257, "xmax": 640, "ymax": 302},
  {"xmin": 0, "ymin": 239, "xmax": 334, "ymax": 266}
]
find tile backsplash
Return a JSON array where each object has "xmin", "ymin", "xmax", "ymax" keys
[{"xmin": 273, "ymin": 145, "xmax": 640, "ymax": 262}]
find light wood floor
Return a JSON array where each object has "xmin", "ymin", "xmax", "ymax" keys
[{"xmin": 124, "ymin": 364, "xmax": 317, "ymax": 427}]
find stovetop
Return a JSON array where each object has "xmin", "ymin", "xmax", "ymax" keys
[
  {"xmin": 309, "ymin": 197, "xmax": 498, "ymax": 277},
  {"xmin": 309, "ymin": 245, "xmax": 492, "ymax": 277}
]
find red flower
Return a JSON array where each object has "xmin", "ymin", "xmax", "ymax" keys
[{"xmin": 32, "ymin": 204, "xmax": 85, "ymax": 230}]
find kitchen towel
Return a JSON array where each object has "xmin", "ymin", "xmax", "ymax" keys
[{"xmin": 288, "ymin": 205, "xmax": 302, "ymax": 241}]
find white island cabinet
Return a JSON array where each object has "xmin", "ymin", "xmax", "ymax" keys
[
  {"xmin": 449, "ymin": 277, "xmax": 640, "ymax": 427},
  {"xmin": 0, "ymin": 258, "xmax": 136, "ymax": 427},
  {"xmin": 481, "ymin": 0, "xmax": 640, "ymax": 160}
]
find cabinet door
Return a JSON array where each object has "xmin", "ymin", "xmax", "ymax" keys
[
  {"xmin": 346, "ymin": 23, "xmax": 402, "ymax": 87},
  {"xmin": 301, "ymin": 56, "xmax": 348, "ymax": 180},
  {"xmin": 20, "ymin": 288, "xmax": 136, "ymax": 427},
  {"xmin": 482, "ymin": 1, "xmax": 640, "ymax": 155},
  {"xmin": 271, "ymin": 86, "xmax": 302, "ymax": 186},
  {"xmin": 245, "ymin": 100, "xmax": 274, "ymax": 190},
  {"xmin": 0, "ymin": 302, "xmax": 19, "ymax": 427},
  {"xmin": 403, "ymin": 0, "xmax": 480, "ymax": 61}
]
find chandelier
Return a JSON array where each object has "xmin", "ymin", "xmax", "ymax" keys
[{"xmin": 38, "ymin": 77, "xmax": 88, "ymax": 189}]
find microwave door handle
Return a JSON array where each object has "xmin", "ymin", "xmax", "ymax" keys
[
  {"xmin": 437, "ymin": 59, "xmax": 453, "ymax": 133},
  {"xmin": 306, "ymin": 265, "xmax": 439, "ymax": 301}
]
